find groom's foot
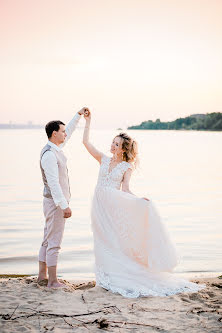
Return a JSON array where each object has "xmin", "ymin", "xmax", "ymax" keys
[
  {"xmin": 37, "ymin": 275, "xmax": 48, "ymax": 283},
  {"xmin": 38, "ymin": 261, "xmax": 47, "ymax": 284}
]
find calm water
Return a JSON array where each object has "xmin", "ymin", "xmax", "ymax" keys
[{"xmin": 0, "ymin": 129, "xmax": 221, "ymax": 280}]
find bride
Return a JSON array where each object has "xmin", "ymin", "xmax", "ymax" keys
[{"xmin": 83, "ymin": 111, "xmax": 204, "ymax": 298}]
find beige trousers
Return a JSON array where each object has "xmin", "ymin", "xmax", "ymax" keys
[{"xmin": 39, "ymin": 198, "xmax": 65, "ymax": 267}]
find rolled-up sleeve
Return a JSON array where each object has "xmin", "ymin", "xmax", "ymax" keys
[
  {"xmin": 41, "ymin": 151, "xmax": 68, "ymax": 209},
  {"xmin": 60, "ymin": 112, "xmax": 81, "ymax": 148}
]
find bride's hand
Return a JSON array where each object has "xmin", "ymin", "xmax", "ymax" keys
[{"xmin": 142, "ymin": 197, "xmax": 149, "ymax": 201}]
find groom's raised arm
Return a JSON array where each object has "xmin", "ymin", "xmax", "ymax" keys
[
  {"xmin": 60, "ymin": 108, "xmax": 89, "ymax": 148},
  {"xmin": 59, "ymin": 112, "xmax": 81, "ymax": 148}
]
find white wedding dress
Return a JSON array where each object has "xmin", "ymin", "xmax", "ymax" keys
[{"xmin": 91, "ymin": 154, "xmax": 204, "ymax": 298}]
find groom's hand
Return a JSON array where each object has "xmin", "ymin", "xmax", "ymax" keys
[
  {"xmin": 78, "ymin": 107, "xmax": 89, "ymax": 116},
  {"xmin": 63, "ymin": 207, "xmax": 72, "ymax": 218}
]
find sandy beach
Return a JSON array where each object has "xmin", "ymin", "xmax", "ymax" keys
[{"xmin": 0, "ymin": 276, "xmax": 221, "ymax": 332}]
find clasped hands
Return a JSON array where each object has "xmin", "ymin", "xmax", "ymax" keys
[{"xmin": 78, "ymin": 107, "xmax": 90, "ymax": 119}]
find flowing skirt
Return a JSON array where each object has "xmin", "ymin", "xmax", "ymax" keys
[{"xmin": 91, "ymin": 186, "xmax": 204, "ymax": 298}]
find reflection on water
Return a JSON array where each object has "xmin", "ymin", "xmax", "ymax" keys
[{"xmin": 0, "ymin": 129, "xmax": 222, "ymax": 280}]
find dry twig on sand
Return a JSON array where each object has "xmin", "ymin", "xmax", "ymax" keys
[{"xmin": 0, "ymin": 306, "xmax": 164, "ymax": 331}]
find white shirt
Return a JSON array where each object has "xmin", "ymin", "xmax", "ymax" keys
[{"xmin": 41, "ymin": 113, "xmax": 81, "ymax": 209}]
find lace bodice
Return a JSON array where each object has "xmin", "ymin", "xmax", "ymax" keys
[{"xmin": 96, "ymin": 155, "xmax": 132, "ymax": 190}]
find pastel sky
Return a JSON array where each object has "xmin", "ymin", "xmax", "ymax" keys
[{"xmin": 0, "ymin": 0, "xmax": 222, "ymax": 128}]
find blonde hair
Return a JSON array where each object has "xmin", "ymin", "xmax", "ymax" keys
[{"xmin": 116, "ymin": 132, "xmax": 139, "ymax": 168}]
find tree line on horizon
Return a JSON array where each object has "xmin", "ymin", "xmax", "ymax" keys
[{"xmin": 128, "ymin": 112, "xmax": 222, "ymax": 131}]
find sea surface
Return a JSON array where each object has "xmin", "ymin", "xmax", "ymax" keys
[{"xmin": 0, "ymin": 128, "xmax": 221, "ymax": 280}]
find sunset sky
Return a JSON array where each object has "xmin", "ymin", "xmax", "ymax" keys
[{"xmin": 0, "ymin": 0, "xmax": 222, "ymax": 128}]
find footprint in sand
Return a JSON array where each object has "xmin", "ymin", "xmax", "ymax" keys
[
  {"xmin": 187, "ymin": 293, "xmax": 203, "ymax": 301},
  {"xmin": 206, "ymin": 291, "xmax": 217, "ymax": 298},
  {"xmin": 180, "ymin": 296, "xmax": 192, "ymax": 303},
  {"xmin": 74, "ymin": 281, "xmax": 96, "ymax": 290}
]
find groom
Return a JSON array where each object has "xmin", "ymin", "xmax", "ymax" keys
[{"xmin": 38, "ymin": 107, "xmax": 89, "ymax": 288}]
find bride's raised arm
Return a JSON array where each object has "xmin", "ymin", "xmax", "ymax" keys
[{"xmin": 83, "ymin": 111, "xmax": 103, "ymax": 163}]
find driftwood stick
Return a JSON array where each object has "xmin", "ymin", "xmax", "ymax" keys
[
  {"xmin": 186, "ymin": 308, "xmax": 219, "ymax": 315},
  {"xmin": 1, "ymin": 308, "xmax": 165, "ymax": 330},
  {"xmin": 106, "ymin": 320, "xmax": 163, "ymax": 330},
  {"xmin": 71, "ymin": 317, "xmax": 91, "ymax": 331},
  {"xmin": 0, "ymin": 305, "xmax": 118, "ymax": 321},
  {"xmin": 63, "ymin": 318, "xmax": 78, "ymax": 328},
  {"xmin": 1, "ymin": 305, "xmax": 19, "ymax": 320}
]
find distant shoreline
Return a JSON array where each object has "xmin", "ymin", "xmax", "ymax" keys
[
  {"xmin": 128, "ymin": 112, "xmax": 222, "ymax": 131},
  {"xmin": 128, "ymin": 128, "xmax": 222, "ymax": 131},
  {"xmin": 0, "ymin": 124, "xmax": 44, "ymax": 129},
  {"xmin": 1, "ymin": 127, "xmax": 222, "ymax": 132}
]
